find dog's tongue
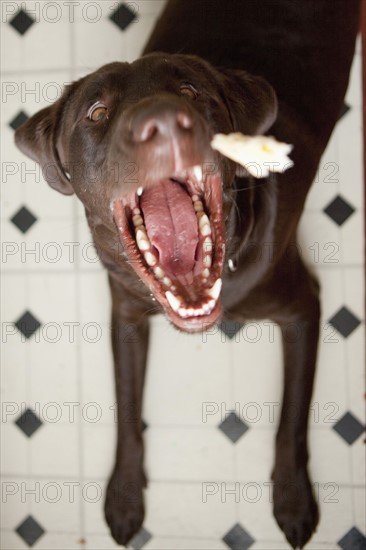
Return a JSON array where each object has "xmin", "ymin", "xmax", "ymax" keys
[{"xmin": 140, "ymin": 180, "xmax": 198, "ymax": 276}]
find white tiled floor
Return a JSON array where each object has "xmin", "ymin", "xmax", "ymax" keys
[{"xmin": 1, "ymin": 2, "xmax": 365, "ymax": 549}]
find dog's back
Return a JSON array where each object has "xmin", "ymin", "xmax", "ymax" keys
[{"xmin": 145, "ymin": 0, "xmax": 359, "ymax": 146}]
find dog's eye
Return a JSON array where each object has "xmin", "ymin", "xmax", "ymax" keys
[
  {"xmin": 87, "ymin": 102, "xmax": 109, "ymax": 122},
  {"xmin": 180, "ymin": 83, "xmax": 199, "ymax": 100}
]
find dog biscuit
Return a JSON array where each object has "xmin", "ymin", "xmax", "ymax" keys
[{"xmin": 211, "ymin": 133, "xmax": 294, "ymax": 178}]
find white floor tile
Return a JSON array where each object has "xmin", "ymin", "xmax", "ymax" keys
[
  {"xmin": 231, "ymin": 323, "xmax": 282, "ymax": 428},
  {"xmin": 28, "ymin": 273, "xmax": 77, "ymax": 323},
  {"xmin": 144, "ymin": 319, "xmax": 232, "ymax": 427},
  {"xmin": 145, "ymin": 427, "xmax": 235, "ymax": 482},
  {"xmin": 144, "ymin": 482, "xmax": 236, "ymax": 538},
  {"xmin": 234, "ymin": 428, "xmax": 275, "ymax": 483},
  {"xmin": 82, "ymin": 425, "xmax": 116, "ymax": 479},
  {"xmin": 30, "ymin": 424, "xmax": 80, "ymax": 477},
  {"xmin": 28, "ymin": 478, "xmax": 82, "ymax": 534},
  {"xmin": 309, "ymin": 429, "xmax": 352, "ymax": 485},
  {"xmin": 351, "ymin": 437, "xmax": 366, "ymax": 486},
  {"xmin": 78, "ymin": 272, "xmax": 110, "ymax": 325},
  {"xmin": 0, "ymin": 531, "xmax": 29, "ymax": 550},
  {"xmin": 1, "ymin": 20, "xmax": 72, "ymax": 72},
  {"xmin": 353, "ymin": 486, "xmax": 366, "ymax": 533},
  {"xmin": 1, "ymin": 425, "xmax": 29, "ymax": 476},
  {"xmin": 145, "ymin": 537, "xmax": 227, "ymax": 550},
  {"xmin": 73, "ymin": 19, "xmax": 126, "ymax": 69},
  {"xmin": 310, "ymin": 486, "xmax": 354, "ymax": 547},
  {"xmin": 0, "ymin": 476, "xmax": 29, "ymax": 529}
]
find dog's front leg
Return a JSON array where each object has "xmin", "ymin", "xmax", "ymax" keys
[
  {"xmin": 272, "ymin": 267, "xmax": 320, "ymax": 549},
  {"xmin": 104, "ymin": 276, "xmax": 149, "ymax": 546}
]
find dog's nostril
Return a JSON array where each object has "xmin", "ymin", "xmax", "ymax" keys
[
  {"xmin": 135, "ymin": 119, "xmax": 158, "ymax": 143},
  {"xmin": 176, "ymin": 111, "xmax": 193, "ymax": 130}
]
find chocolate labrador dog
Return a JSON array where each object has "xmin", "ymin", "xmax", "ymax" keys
[{"xmin": 15, "ymin": 0, "xmax": 360, "ymax": 547}]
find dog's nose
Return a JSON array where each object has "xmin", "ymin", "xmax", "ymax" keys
[{"xmin": 132, "ymin": 109, "xmax": 194, "ymax": 143}]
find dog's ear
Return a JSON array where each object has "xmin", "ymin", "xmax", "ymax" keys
[
  {"xmin": 220, "ymin": 69, "xmax": 278, "ymax": 136},
  {"xmin": 14, "ymin": 87, "xmax": 74, "ymax": 195}
]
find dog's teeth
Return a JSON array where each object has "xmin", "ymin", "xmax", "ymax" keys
[
  {"xmin": 162, "ymin": 276, "xmax": 172, "ymax": 287},
  {"xmin": 165, "ymin": 291, "xmax": 181, "ymax": 312},
  {"xmin": 192, "ymin": 165, "xmax": 203, "ymax": 181},
  {"xmin": 206, "ymin": 278, "xmax": 222, "ymax": 301},
  {"xmin": 133, "ymin": 207, "xmax": 141, "ymax": 215},
  {"xmin": 136, "ymin": 228, "xmax": 150, "ymax": 251},
  {"xmin": 203, "ymin": 236, "xmax": 213, "ymax": 254},
  {"xmin": 203, "ymin": 255, "xmax": 212, "ymax": 268},
  {"xmin": 178, "ymin": 307, "xmax": 189, "ymax": 318},
  {"xmin": 133, "ymin": 214, "xmax": 144, "ymax": 227},
  {"xmin": 192, "ymin": 194, "xmax": 199, "ymax": 202},
  {"xmin": 144, "ymin": 251, "xmax": 157, "ymax": 266},
  {"xmin": 153, "ymin": 266, "xmax": 165, "ymax": 279},
  {"xmin": 194, "ymin": 200, "xmax": 204, "ymax": 212},
  {"xmin": 202, "ymin": 302, "xmax": 211, "ymax": 313},
  {"xmin": 198, "ymin": 214, "xmax": 212, "ymax": 236},
  {"xmin": 137, "ymin": 187, "xmax": 143, "ymax": 196},
  {"xmin": 202, "ymin": 268, "xmax": 210, "ymax": 278}
]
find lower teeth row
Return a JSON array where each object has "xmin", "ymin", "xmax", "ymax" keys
[{"xmin": 165, "ymin": 278, "xmax": 222, "ymax": 319}]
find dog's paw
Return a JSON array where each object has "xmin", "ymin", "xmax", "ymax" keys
[
  {"xmin": 273, "ymin": 468, "xmax": 319, "ymax": 549},
  {"xmin": 104, "ymin": 470, "xmax": 145, "ymax": 546}
]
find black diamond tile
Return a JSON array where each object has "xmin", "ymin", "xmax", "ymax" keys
[
  {"xmin": 9, "ymin": 9, "xmax": 35, "ymax": 35},
  {"xmin": 130, "ymin": 527, "xmax": 152, "ymax": 550},
  {"xmin": 338, "ymin": 526, "xmax": 366, "ymax": 550},
  {"xmin": 333, "ymin": 412, "xmax": 365, "ymax": 445},
  {"xmin": 323, "ymin": 195, "xmax": 355, "ymax": 226},
  {"xmin": 15, "ymin": 310, "xmax": 41, "ymax": 339},
  {"xmin": 223, "ymin": 523, "xmax": 255, "ymax": 550},
  {"xmin": 15, "ymin": 408, "xmax": 43, "ymax": 438},
  {"xmin": 339, "ymin": 102, "xmax": 351, "ymax": 120},
  {"xmin": 16, "ymin": 516, "xmax": 45, "ymax": 546},
  {"xmin": 10, "ymin": 206, "xmax": 37, "ymax": 233},
  {"xmin": 219, "ymin": 319, "xmax": 244, "ymax": 340},
  {"xmin": 219, "ymin": 412, "xmax": 249, "ymax": 443},
  {"xmin": 110, "ymin": 3, "xmax": 137, "ymax": 30},
  {"xmin": 329, "ymin": 307, "xmax": 361, "ymax": 338},
  {"xmin": 9, "ymin": 110, "xmax": 29, "ymax": 131}
]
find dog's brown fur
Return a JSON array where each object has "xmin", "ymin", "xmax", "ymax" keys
[{"xmin": 15, "ymin": 0, "xmax": 360, "ymax": 547}]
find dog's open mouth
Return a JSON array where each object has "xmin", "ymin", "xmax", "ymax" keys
[{"xmin": 113, "ymin": 165, "xmax": 225, "ymax": 331}]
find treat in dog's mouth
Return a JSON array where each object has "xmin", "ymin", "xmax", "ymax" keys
[{"xmin": 113, "ymin": 165, "xmax": 225, "ymax": 331}]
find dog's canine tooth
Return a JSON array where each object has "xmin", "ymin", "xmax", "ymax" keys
[
  {"xmin": 137, "ymin": 187, "xmax": 144, "ymax": 196},
  {"xmin": 165, "ymin": 291, "xmax": 181, "ymax": 312},
  {"xmin": 206, "ymin": 278, "xmax": 222, "ymax": 301},
  {"xmin": 192, "ymin": 165, "xmax": 203, "ymax": 181},
  {"xmin": 144, "ymin": 251, "xmax": 157, "ymax": 266}
]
